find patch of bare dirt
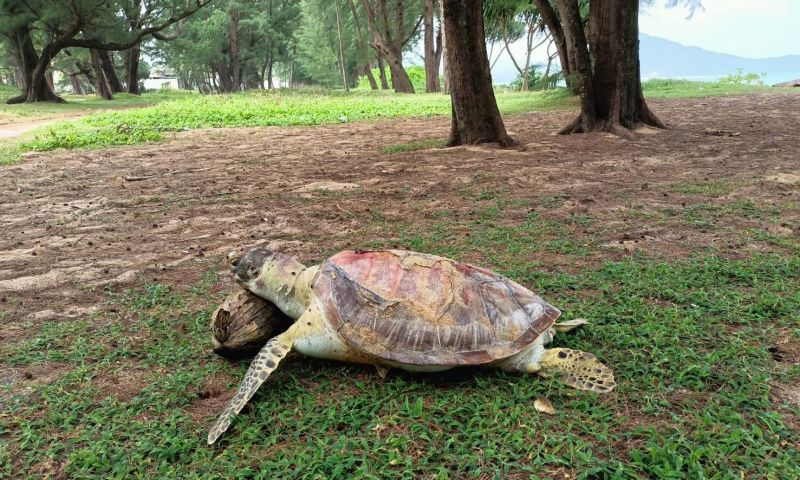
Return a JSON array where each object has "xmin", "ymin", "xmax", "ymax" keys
[
  {"xmin": 0, "ymin": 362, "xmax": 72, "ymax": 409},
  {"xmin": 0, "ymin": 92, "xmax": 798, "ymax": 350},
  {"xmin": 91, "ymin": 363, "xmax": 151, "ymax": 402},
  {"xmin": 184, "ymin": 373, "xmax": 236, "ymax": 424},
  {"xmin": 0, "ymin": 115, "xmax": 84, "ymax": 139},
  {"xmin": 771, "ymin": 381, "xmax": 800, "ymax": 409}
]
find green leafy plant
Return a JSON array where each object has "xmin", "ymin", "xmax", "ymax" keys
[{"xmin": 718, "ymin": 69, "xmax": 767, "ymax": 86}]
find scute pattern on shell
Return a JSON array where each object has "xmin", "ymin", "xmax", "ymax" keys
[{"xmin": 313, "ymin": 250, "xmax": 560, "ymax": 366}]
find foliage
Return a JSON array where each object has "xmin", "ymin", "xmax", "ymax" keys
[
  {"xmin": 382, "ymin": 138, "xmax": 447, "ymax": 153},
  {"xmin": 0, "ymin": 89, "xmax": 193, "ymax": 119},
  {"xmin": 155, "ymin": 0, "xmax": 302, "ymax": 92},
  {"xmin": 484, "ymin": 0, "xmax": 527, "ymax": 46},
  {"xmin": 640, "ymin": 78, "xmax": 771, "ymax": 98},
  {"xmin": 718, "ymin": 69, "xmax": 767, "ymax": 86},
  {"xmin": 296, "ymin": 0, "xmax": 354, "ymax": 88},
  {"xmin": 509, "ymin": 65, "xmax": 561, "ymax": 91},
  {"xmin": 3, "ymin": 79, "xmax": 793, "ymax": 164},
  {"xmin": 2, "ymin": 89, "xmax": 569, "ymax": 159},
  {"xmin": 6, "ymin": 90, "xmax": 564, "ymax": 157},
  {"xmin": 354, "ymin": 65, "xmax": 429, "ymax": 92},
  {"xmin": 0, "ymin": 41, "xmax": 16, "ymax": 84},
  {"xmin": 0, "ymin": 84, "xmax": 16, "ymax": 101}
]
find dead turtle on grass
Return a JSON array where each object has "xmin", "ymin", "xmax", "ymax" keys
[{"xmin": 208, "ymin": 249, "xmax": 615, "ymax": 444}]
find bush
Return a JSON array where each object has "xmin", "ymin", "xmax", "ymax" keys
[
  {"xmin": 355, "ymin": 65, "xmax": 435, "ymax": 92},
  {"xmin": 0, "ymin": 84, "xmax": 19, "ymax": 102},
  {"xmin": 718, "ymin": 69, "xmax": 766, "ymax": 86},
  {"xmin": 509, "ymin": 65, "xmax": 561, "ymax": 91}
]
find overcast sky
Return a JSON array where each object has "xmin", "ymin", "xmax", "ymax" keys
[{"xmin": 640, "ymin": 0, "xmax": 800, "ymax": 59}]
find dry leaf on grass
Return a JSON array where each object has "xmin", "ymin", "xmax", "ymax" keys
[{"xmin": 534, "ymin": 397, "xmax": 556, "ymax": 415}]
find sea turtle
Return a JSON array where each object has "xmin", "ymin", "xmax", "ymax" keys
[{"xmin": 208, "ymin": 249, "xmax": 615, "ymax": 444}]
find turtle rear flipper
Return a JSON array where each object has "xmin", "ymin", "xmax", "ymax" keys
[{"xmin": 538, "ymin": 348, "xmax": 616, "ymax": 393}]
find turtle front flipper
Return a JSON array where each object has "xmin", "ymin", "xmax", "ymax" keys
[
  {"xmin": 553, "ymin": 318, "xmax": 588, "ymax": 333},
  {"xmin": 207, "ymin": 332, "xmax": 294, "ymax": 444},
  {"xmin": 536, "ymin": 348, "xmax": 616, "ymax": 393}
]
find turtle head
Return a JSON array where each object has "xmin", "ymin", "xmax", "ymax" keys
[
  {"xmin": 229, "ymin": 248, "xmax": 274, "ymax": 284},
  {"xmin": 228, "ymin": 247, "xmax": 310, "ymax": 319}
]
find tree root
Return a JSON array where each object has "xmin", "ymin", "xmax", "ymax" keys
[
  {"xmin": 558, "ymin": 112, "xmax": 666, "ymax": 139},
  {"xmin": 558, "ymin": 115, "xmax": 584, "ymax": 134},
  {"xmin": 5, "ymin": 95, "xmax": 26, "ymax": 105},
  {"xmin": 639, "ymin": 102, "xmax": 667, "ymax": 129},
  {"xmin": 5, "ymin": 92, "xmax": 66, "ymax": 104}
]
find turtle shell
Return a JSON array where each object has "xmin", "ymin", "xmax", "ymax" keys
[{"xmin": 312, "ymin": 250, "xmax": 560, "ymax": 366}]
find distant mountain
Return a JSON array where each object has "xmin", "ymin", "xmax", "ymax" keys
[{"xmin": 640, "ymin": 34, "xmax": 800, "ymax": 81}]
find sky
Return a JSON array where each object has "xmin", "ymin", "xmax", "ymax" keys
[
  {"xmin": 639, "ymin": 0, "xmax": 800, "ymax": 59},
  {"xmin": 482, "ymin": 0, "xmax": 800, "ymax": 84}
]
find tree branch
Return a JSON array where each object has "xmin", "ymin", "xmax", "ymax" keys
[{"xmin": 61, "ymin": 0, "xmax": 212, "ymax": 51}]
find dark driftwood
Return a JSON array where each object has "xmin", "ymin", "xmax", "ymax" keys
[{"xmin": 211, "ymin": 289, "xmax": 293, "ymax": 358}]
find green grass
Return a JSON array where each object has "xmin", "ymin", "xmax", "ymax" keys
[
  {"xmin": 1, "ymin": 196, "xmax": 798, "ymax": 478},
  {"xmin": 0, "ymin": 88, "xmax": 574, "ymax": 165},
  {"xmin": 1, "ymin": 77, "xmax": 797, "ymax": 165},
  {"xmin": 665, "ymin": 179, "xmax": 737, "ymax": 198},
  {"xmin": 382, "ymin": 138, "xmax": 448, "ymax": 154},
  {"xmin": 0, "ymin": 87, "xmax": 193, "ymax": 122},
  {"xmin": 640, "ymin": 78, "xmax": 776, "ymax": 98}
]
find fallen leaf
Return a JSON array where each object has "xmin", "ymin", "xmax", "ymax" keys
[{"xmin": 534, "ymin": 397, "xmax": 555, "ymax": 415}]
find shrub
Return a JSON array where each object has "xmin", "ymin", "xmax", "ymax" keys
[
  {"xmin": 718, "ymin": 69, "xmax": 767, "ymax": 86},
  {"xmin": 355, "ymin": 65, "xmax": 434, "ymax": 92},
  {"xmin": 509, "ymin": 65, "xmax": 561, "ymax": 91}
]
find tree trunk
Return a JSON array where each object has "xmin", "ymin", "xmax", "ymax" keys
[
  {"xmin": 423, "ymin": 0, "xmax": 439, "ymax": 92},
  {"xmin": 377, "ymin": 55, "xmax": 389, "ymax": 89},
  {"xmin": 439, "ymin": 0, "xmax": 449, "ymax": 93},
  {"xmin": 74, "ymin": 60, "xmax": 96, "ymax": 91},
  {"xmin": 347, "ymin": 0, "xmax": 379, "ymax": 91},
  {"xmin": 442, "ymin": 0, "xmax": 512, "ymax": 146},
  {"xmin": 364, "ymin": 64, "xmax": 379, "ymax": 90},
  {"xmin": 386, "ymin": 58, "xmax": 414, "ymax": 93},
  {"xmin": 555, "ymin": 0, "xmax": 664, "ymax": 136},
  {"xmin": 69, "ymin": 74, "xmax": 85, "ymax": 95},
  {"xmin": 10, "ymin": 53, "xmax": 24, "ymax": 88},
  {"xmin": 90, "ymin": 49, "xmax": 114, "ymax": 100},
  {"xmin": 230, "ymin": 1, "xmax": 241, "ymax": 92},
  {"xmin": 211, "ymin": 289, "xmax": 293, "ymax": 358},
  {"xmin": 335, "ymin": 0, "xmax": 349, "ymax": 91},
  {"xmin": 267, "ymin": 49, "xmax": 274, "ymax": 89},
  {"xmin": 5, "ymin": 25, "xmax": 63, "ymax": 104},
  {"xmin": 125, "ymin": 45, "xmax": 142, "ymax": 94},
  {"xmin": 99, "ymin": 50, "xmax": 124, "ymax": 93},
  {"xmin": 554, "ymin": 0, "xmax": 595, "ymax": 129},
  {"xmin": 259, "ymin": 59, "xmax": 268, "ymax": 89},
  {"xmin": 533, "ymin": 0, "xmax": 573, "ymax": 92},
  {"xmin": 434, "ymin": 23, "xmax": 443, "ymax": 81},
  {"xmin": 360, "ymin": 0, "xmax": 415, "ymax": 93},
  {"xmin": 214, "ymin": 61, "xmax": 234, "ymax": 93}
]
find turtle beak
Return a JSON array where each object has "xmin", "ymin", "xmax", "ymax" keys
[{"xmin": 228, "ymin": 250, "xmax": 240, "ymax": 269}]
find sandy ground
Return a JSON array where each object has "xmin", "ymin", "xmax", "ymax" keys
[
  {"xmin": 0, "ymin": 92, "xmax": 798, "ymax": 333},
  {"xmin": 0, "ymin": 118, "xmax": 70, "ymax": 139}
]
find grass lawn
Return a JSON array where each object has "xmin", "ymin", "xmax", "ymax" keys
[
  {"xmin": 1, "ymin": 78, "xmax": 787, "ymax": 166},
  {"xmin": 0, "ymin": 85, "xmax": 193, "ymax": 123},
  {"xmin": 0, "ymin": 81, "xmax": 798, "ymax": 478},
  {"xmin": 1, "ymin": 199, "xmax": 797, "ymax": 478}
]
